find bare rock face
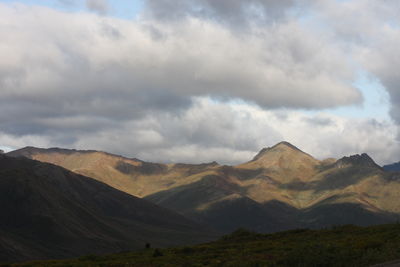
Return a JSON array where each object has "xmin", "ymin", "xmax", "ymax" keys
[
  {"xmin": 0, "ymin": 149, "xmax": 3, "ymax": 154},
  {"xmin": 335, "ymin": 153, "xmax": 382, "ymax": 169}
]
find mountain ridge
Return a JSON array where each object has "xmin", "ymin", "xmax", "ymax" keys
[{"xmin": 7, "ymin": 142, "xmax": 400, "ymax": 235}]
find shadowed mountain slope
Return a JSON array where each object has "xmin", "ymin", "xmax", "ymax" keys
[
  {"xmin": 0, "ymin": 154, "xmax": 216, "ymax": 263},
  {"xmin": 144, "ymin": 174, "xmax": 299, "ymax": 233},
  {"xmin": 8, "ymin": 142, "xmax": 400, "ymax": 234}
]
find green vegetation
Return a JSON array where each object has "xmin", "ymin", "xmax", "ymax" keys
[{"xmin": 5, "ymin": 223, "xmax": 400, "ymax": 267}]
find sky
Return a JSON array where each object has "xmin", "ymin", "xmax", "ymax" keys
[{"xmin": 0, "ymin": 0, "xmax": 399, "ymax": 165}]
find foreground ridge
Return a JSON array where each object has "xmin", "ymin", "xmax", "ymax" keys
[{"xmin": 0, "ymin": 154, "xmax": 216, "ymax": 263}]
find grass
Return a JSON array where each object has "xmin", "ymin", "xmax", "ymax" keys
[{"xmin": 4, "ymin": 223, "xmax": 400, "ymax": 266}]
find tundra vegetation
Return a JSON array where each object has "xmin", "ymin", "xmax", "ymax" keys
[{"xmin": 6, "ymin": 223, "xmax": 400, "ymax": 267}]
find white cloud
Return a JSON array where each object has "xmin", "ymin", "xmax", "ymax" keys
[
  {"xmin": 309, "ymin": 0, "xmax": 400, "ymax": 127},
  {"xmin": 360, "ymin": 29, "xmax": 400, "ymax": 124}
]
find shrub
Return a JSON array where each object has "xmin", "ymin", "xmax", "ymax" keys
[{"xmin": 153, "ymin": 249, "xmax": 163, "ymax": 257}]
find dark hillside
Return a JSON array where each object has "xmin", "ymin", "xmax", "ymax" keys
[{"xmin": 0, "ymin": 155, "xmax": 216, "ymax": 263}]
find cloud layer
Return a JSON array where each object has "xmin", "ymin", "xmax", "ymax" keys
[
  {"xmin": 0, "ymin": 1, "xmax": 399, "ymax": 164},
  {"xmin": 144, "ymin": 0, "xmax": 301, "ymax": 27},
  {"xmin": 1, "ymin": 97, "xmax": 398, "ymax": 164}
]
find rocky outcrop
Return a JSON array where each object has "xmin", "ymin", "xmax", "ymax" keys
[{"xmin": 335, "ymin": 153, "xmax": 382, "ymax": 169}]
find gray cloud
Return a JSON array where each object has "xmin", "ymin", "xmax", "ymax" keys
[
  {"xmin": 144, "ymin": 0, "xmax": 300, "ymax": 27},
  {"xmin": 2, "ymin": 98, "xmax": 398, "ymax": 165},
  {"xmin": 0, "ymin": 3, "xmax": 361, "ymax": 138},
  {"xmin": 363, "ymin": 35, "xmax": 400, "ymax": 126},
  {"xmin": 86, "ymin": 0, "xmax": 109, "ymax": 14},
  {"xmin": 304, "ymin": 117, "xmax": 334, "ymax": 127}
]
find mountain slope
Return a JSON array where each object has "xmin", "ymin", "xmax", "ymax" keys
[
  {"xmin": 145, "ymin": 174, "xmax": 298, "ymax": 233},
  {"xmin": 0, "ymin": 154, "xmax": 216, "ymax": 263},
  {"xmin": 7, "ymin": 147, "xmax": 219, "ymax": 198}
]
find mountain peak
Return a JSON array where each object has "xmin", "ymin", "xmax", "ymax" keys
[
  {"xmin": 273, "ymin": 141, "xmax": 303, "ymax": 151},
  {"xmin": 335, "ymin": 153, "xmax": 382, "ymax": 169},
  {"xmin": 252, "ymin": 141, "xmax": 309, "ymax": 162},
  {"xmin": 239, "ymin": 141, "xmax": 320, "ymax": 183}
]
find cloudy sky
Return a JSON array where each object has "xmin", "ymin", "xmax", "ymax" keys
[{"xmin": 0, "ymin": 0, "xmax": 399, "ymax": 165}]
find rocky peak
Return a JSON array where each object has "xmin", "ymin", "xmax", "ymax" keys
[{"xmin": 335, "ymin": 153, "xmax": 381, "ymax": 169}]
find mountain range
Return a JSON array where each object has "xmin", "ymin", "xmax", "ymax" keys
[
  {"xmin": 7, "ymin": 142, "xmax": 400, "ymax": 236},
  {"xmin": 383, "ymin": 161, "xmax": 400, "ymax": 172},
  {"xmin": 0, "ymin": 154, "xmax": 215, "ymax": 263}
]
